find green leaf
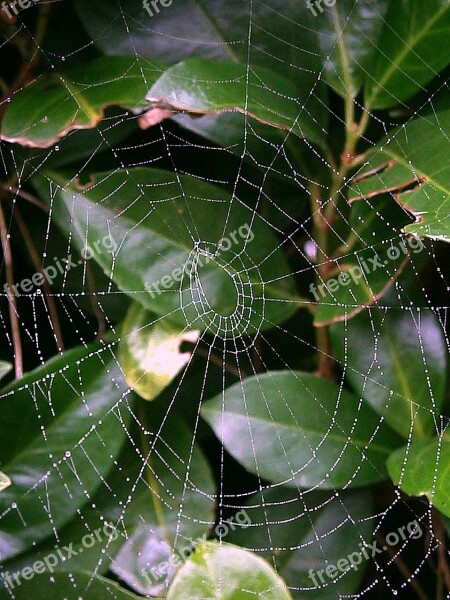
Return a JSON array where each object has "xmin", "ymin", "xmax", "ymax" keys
[
  {"xmin": 166, "ymin": 541, "xmax": 293, "ymax": 600},
  {"xmin": 33, "ymin": 168, "xmax": 299, "ymax": 333},
  {"xmin": 387, "ymin": 432, "xmax": 450, "ymax": 518},
  {"xmin": 0, "ymin": 361, "xmax": 12, "ymax": 382},
  {"xmin": 226, "ymin": 486, "xmax": 328, "ymax": 557},
  {"xmin": 0, "ymin": 343, "xmax": 134, "ymax": 560},
  {"xmin": 0, "ymin": 56, "xmax": 162, "ymax": 148},
  {"xmin": 145, "ymin": 58, "xmax": 324, "ymax": 147},
  {"xmin": 330, "ymin": 301, "xmax": 446, "ymax": 440},
  {"xmin": 202, "ymin": 371, "xmax": 402, "ymax": 490},
  {"xmin": 1, "ymin": 571, "xmax": 143, "ymax": 599},
  {"xmin": 74, "ymin": 0, "xmax": 327, "ymax": 144},
  {"xmin": 365, "ymin": 0, "xmax": 450, "ymax": 109},
  {"xmin": 348, "ymin": 108, "xmax": 450, "ymax": 242},
  {"xmin": 119, "ymin": 304, "xmax": 199, "ymax": 401},
  {"xmin": 313, "ymin": 197, "xmax": 412, "ymax": 326},
  {"xmin": 318, "ymin": 0, "xmax": 389, "ymax": 98}
]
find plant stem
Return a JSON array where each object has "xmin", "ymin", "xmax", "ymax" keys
[
  {"xmin": 1, "ymin": 184, "xmax": 48, "ymax": 212},
  {"xmin": 13, "ymin": 206, "xmax": 65, "ymax": 352},
  {"xmin": 0, "ymin": 198, "xmax": 23, "ymax": 378}
]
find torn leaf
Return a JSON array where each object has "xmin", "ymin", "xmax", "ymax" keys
[
  {"xmin": 0, "ymin": 57, "xmax": 162, "ymax": 148},
  {"xmin": 145, "ymin": 58, "xmax": 325, "ymax": 147},
  {"xmin": 348, "ymin": 108, "xmax": 450, "ymax": 243}
]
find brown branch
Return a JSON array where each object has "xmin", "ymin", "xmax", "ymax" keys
[
  {"xmin": 13, "ymin": 206, "xmax": 64, "ymax": 351},
  {"xmin": 0, "ymin": 198, "xmax": 23, "ymax": 378}
]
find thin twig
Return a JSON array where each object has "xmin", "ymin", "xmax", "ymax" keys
[
  {"xmin": 1, "ymin": 184, "xmax": 48, "ymax": 212},
  {"xmin": 13, "ymin": 206, "xmax": 64, "ymax": 351},
  {"xmin": 376, "ymin": 532, "xmax": 428, "ymax": 600},
  {"xmin": 0, "ymin": 198, "xmax": 23, "ymax": 378},
  {"xmin": 0, "ymin": 3, "xmax": 52, "ymax": 118}
]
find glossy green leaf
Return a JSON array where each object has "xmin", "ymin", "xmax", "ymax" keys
[
  {"xmin": 226, "ymin": 486, "xmax": 328, "ymax": 558},
  {"xmin": 318, "ymin": 0, "xmax": 389, "ymax": 98},
  {"xmin": 365, "ymin": 0, "xmax": 450, "ymax": 109},
  {"xmin": 74, "ymin": 0, "xmax": 327, "ymax": 144},
  {"xmin": 202, "ymin": 371, "xmax": 401, "ymax": 490},
  {"xmin": 166, "ymin": 541, "xmax": 293, "ymax": 600},
  {"xmin": 348, "ymin": 108, "xmax": 450, "ymax": 242},
  {"xmin": 0, "ymin": 343, "xmax": 134, "ymax": 560},
  {"xmin": 32, "ymin": 168, "xmax": 299, "ymax": 333},
  {"xmin": 118, "ymin": 304, "xmax": 199, "ymax": 401},
  {"xmin": 0, "ymin": 361, "xmax": 12, "ymax": 382},
  {"xmin": 313, "ymin": 197, "xmax": 412, "ymax": 326},
  {"xmin": 1, "ymin": 56, "xmax": 162, "ymax": 148},
  {"xmin": 330, "ymin": 300, "xmax": 446, "ymax": 440},
  {"xmin": 146, "ymin": 58, "xmax": 324, "ymax": 146},
  {"xmin": 387, "ymin": 433, "xmax": 450, "ymax": 518},
  {"xmin": 0, "ymin": 571, "xmax": 143, "ymax": 599}
]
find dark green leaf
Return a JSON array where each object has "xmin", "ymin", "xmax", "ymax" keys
[
  {"xmin": 365, "ymin": 0, "xmax": 450, "ymax": 109},
  {"xmin": 0, "ymin": 343, "xmax": 134, "ymax": 560},
  {"xmin": 32, "ymin": 168, "xmax": 299, "ymax": 333},
  {"xmin": 330, "ymin": 301, "xmax": 446, "ymax": 440},
  {"xmin": 387, "ymin": 432, "xmax": 450, "ymax": 518},
  {"xmin": 1, "ymin": 57, "xmax": 162, "ymax": 148},
  {"xmin": 202, "ymin": 371, "xmax": 402, "ymax": 489},
  {"xmin": 166, "ymin": 541, "xmax": 293, "ymax": 600}
]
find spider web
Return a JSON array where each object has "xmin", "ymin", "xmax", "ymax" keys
[{"xmin": 0, "ymin": 1, "xmax": 449, "ymax": 598}]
